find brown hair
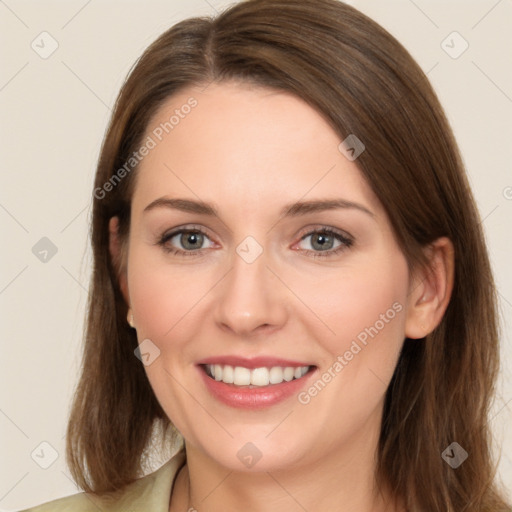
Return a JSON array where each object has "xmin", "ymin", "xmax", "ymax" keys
[{"xmin": 66, "ymin": 0, "xmax": 510, "ymax": 509}]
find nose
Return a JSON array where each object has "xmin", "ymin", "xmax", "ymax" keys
[{"xmin": 213, "ymin": 245, "xmax": 289, "ymax": 338}]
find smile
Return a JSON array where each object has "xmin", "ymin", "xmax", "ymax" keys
[
  {"xmin": 203, "ymin": 364, "xmax": 311, "ymax": 387},
  {"xmin": 196, "ymin": 355, "xmax": 317, "ymax": 408}
]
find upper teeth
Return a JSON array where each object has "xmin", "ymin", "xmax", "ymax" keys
[{"xmin": 205, "ymin": 364, "xmax": 310, "ymax": 386}]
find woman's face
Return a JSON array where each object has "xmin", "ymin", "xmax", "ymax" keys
[{"xmin": 123, "ymin": 81, "xmax": 416, "ymax": 472}]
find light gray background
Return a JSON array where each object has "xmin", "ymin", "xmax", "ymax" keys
[{"xmin": 1, "ymin": 0, "xmax": 511, "ymax": 509}]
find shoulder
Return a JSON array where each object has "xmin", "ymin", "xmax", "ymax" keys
[
  {"xmin": 17, "ymin": 491, "xmax": 97, "ymax": 512},
  {"xmin": 18, "ymin": 448, "xmax": 186, "ymax": 512}
]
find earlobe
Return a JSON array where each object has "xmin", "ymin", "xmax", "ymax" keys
[
  {"xmin": 404, "ymin": 237, "xmax": 455, "ymax": 339},
  {"xmin": 108, "ymin": 216, "xmax": 130, "ymax": 305}
]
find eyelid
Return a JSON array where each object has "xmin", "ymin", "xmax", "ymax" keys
[
  {"xmin": 159, "ymin": 223, "xmax": 214, "ymax": 241},
  {"xmin": 294, "ymin": 225, "xmax": 353, "ymax": 245}
]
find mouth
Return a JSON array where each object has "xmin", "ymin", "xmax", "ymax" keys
[
  {"xmin": 201, "ymin": 363, "xmax": 313, "ymax": 387},
  {"xmin": 196, "ymin": 357, "xmax": 317, "ymax": 409}
]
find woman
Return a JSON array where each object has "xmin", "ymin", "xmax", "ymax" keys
[{"xmin": 21, "ymin": 0, "xmax": 510, "ymax": 510}]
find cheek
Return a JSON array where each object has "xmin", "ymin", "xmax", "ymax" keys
[
  {"xmin": 302, "ymin": 251, "xmax": 409, "ymax": 369},
  {"xmin": 127, "ymin": 248, "xmax": 209, "ymax": 342},
  {"xmin": 288, "ymin": 253, "xmax": 409, "ymax": 439},
  {"xmin": 126, "ymin": 248, "xmax": 209, "ymax": 434}
]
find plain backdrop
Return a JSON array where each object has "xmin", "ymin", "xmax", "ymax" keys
[{"xmin": 0, "ymin": 0, "xmax": 511, "ymax": 509}]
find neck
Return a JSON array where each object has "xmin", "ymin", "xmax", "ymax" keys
[{"xmin": 169, "ymin": 418, "xmax": 402, "ymax": 512}]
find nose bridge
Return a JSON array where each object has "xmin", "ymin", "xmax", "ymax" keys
[{"xmin": 213, "ymin": 238, "xmax": 287, "ymax": 335}]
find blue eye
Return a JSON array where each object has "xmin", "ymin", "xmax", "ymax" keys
[
  {"xmin": 297, "ymin": 228, "xmax": 353, "ymax": 257},
  {"xmin": 158, "ymin": 228, "xmax": 214, "ymax": 256},
  {"xmin": 157, "ymin": 226, "xmax": 353, "ymax": 258}
]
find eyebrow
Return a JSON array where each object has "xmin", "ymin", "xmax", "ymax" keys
[{"xmin": 143, "ymin": 197, "xmax": 375, "ymax": 219}]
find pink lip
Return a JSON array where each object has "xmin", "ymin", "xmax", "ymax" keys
[
  {"xmin": 196, "ymin": 355, "xmax": 311, "ymax": 369},
  {"xmin": 196, "ymin": 361, "xmax": 317, "ymax": 410}
]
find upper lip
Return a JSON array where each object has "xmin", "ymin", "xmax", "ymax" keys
[{"xmin": 196, "ymin": 355, "xmax": 314, "ymax": 369}]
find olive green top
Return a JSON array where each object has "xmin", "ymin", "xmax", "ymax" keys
[{"xmin": 19, "ymin": 449, "xmax": 186, "ymax": 512}]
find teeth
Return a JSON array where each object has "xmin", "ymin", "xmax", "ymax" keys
[
  {"xmin": 233, "ymin": 366, "xmax": 251, "ymax": 385},
  {"xmin": 205, "ymin": 364, "xmax": 311, "ymax": 386},
  {"xmin": 269, "ymin": 367, "xmax": 283, "ymax": 384},
  {"xmin": 283, "ymin": 367, "xmax": 295, "ymax": 382},
  {"xmin": 222, "ymin": 364, "xmax": 234, "ymax": 384},
  {"xmin": 251, "ymin": 367, "xmax": 270, "ymax": 386}
]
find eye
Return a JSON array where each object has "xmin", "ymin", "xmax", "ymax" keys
[
  {"xmin": 296, "ymin": 228, "xmax": 353, "ymax": 257},
  {"xmin": 158, "ymin": 226, "xmax": 215, "ymax": 256},
  {"xmin": 156, "ymin": 225, "xmax": 353, "ymax": 258}
]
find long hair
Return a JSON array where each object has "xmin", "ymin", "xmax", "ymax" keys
[{"xmin": 65, "ymin": 1, "xmax": 510, "ymax": 509}]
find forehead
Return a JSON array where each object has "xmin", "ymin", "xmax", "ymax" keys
[{"xmin": 131, "ymin": 81, "xmax": 381, "ymax": 218}]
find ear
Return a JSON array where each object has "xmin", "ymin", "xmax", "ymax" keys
[
  {"xmin": 108, "ymin": 216, "xmax": 130, "ymax": 306},
  {"xmin": 405, "ymin": 237, "xmax": 455, "ymax": 339}
]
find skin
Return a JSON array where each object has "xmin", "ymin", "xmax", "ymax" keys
[{"xmin": 109, "ymin": 81, "xmax": 454, "ymax": 512}]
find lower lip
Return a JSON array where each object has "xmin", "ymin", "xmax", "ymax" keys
[{"xmin": 197, "ymin": 365, "xmax": 316, "ymax": 409}]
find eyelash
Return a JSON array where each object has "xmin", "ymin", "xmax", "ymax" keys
[{"xmin": 157, "ymin": 225, "xmax": 354, "ymax": 259}]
